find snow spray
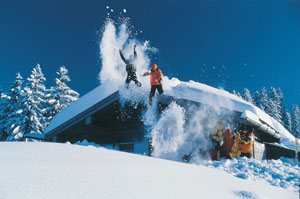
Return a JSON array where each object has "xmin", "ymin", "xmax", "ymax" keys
[
  {"xmin": 99, "ymin": 17, "xmax": 157, "ymax": 92},
  {"xmin": 150, "ymin": 102, "xmax": 187, "ymax": 161},
  {"xmin": 98, "ymin": 14, "xmax": 236, "ymax": 164}
]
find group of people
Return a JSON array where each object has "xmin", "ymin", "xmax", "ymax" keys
[
  {"xmin": 119, "ymin": 45, "xmax": 163, "ymax": 105},
  {"xmin": 210, "ymin": 123, "xmax": 254, "ymax": 161}
]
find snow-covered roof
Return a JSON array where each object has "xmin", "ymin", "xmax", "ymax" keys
[
  {"xmin": 162, "ymin": 79, "xmax": 296, "ymax": 148},
  {"xmin": 44, "ymin": 78, "xmax": 296, "ymax": 149},
  {"xmin": 44, "ymin": 84, "xmax": 118, "ymax": 135}
]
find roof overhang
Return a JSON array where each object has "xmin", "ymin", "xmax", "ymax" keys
[{"xmin": 44, "ymin": 91, "xmax": 120, "ymax": 140}]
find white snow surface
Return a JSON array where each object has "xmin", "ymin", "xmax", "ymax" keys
[
  {"xmin": 0, "ymin": 142, "xmax": 298, "ymax": 199},
  {"xmin": 201, "ymin": 157, "xmax": 300, "ymax": 193}
]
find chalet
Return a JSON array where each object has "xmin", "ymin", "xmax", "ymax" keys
[{"xmin": 36, "ymin": 83, "xmax": 299, "ymax": 161}]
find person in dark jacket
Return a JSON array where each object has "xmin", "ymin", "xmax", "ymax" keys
[
  {"xmin": 143, "ymin": 64, "xmax": 164, "ymax": 105},
  {"xmin": 119, "ymin": 45, "xmax": 142, "ymax": 88}
]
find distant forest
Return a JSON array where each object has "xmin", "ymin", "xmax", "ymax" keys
[{"xmin": 233, "ymin": 88, "xmax": 300, "ymax": 138}]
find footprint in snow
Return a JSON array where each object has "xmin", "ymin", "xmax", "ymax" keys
[{"xmin": 233, "ymin": 191, "xmax": 257, "ymax": 199}]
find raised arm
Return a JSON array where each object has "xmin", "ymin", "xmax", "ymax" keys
[
  {"xmin": 143, "ymin": 71, "xmax": 150, "ymax": 76},
  {"xmin": 119, "ymin": 50, "xmax": 128, "ymax": 64}
]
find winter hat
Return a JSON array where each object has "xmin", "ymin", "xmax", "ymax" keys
[{"xmin": 151, "ymin": 64, "xmax": 157, "ymax": 70}]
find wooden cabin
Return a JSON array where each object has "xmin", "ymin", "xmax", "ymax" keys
[{"xmin": 38, "ymin": 88, "xmax": 299, "ymax": 161}]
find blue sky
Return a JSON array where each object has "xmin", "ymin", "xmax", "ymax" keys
[{"xmin": 0, "ymin": 0, "xmax": 299, "ymax": 109}]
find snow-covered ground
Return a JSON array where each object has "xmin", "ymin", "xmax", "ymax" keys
[
  {"xmin": 0, "ymin": 142, "xmax": 298, "ymax": 199},
  {"xmin": 201, "ymin": 157, "xmax": 300, "ymax": 193}
]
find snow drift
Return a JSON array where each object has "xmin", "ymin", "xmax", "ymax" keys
[{"xmin": 0, "ymin": 142, "xmax": 297, "ymax": 199}]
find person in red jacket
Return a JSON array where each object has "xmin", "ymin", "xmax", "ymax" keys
[
  {"xmin": 220, "ymin": 128, "xmax": 235, "ymax": 159},
  {"xmin": 143, "ymin": 64, "xmax": 164, "ymax": 105}
]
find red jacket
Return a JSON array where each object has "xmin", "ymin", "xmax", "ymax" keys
[
  {"xmin": 220, "ymin": 129, "xmax": 235, "ymax": 158},
  {"xmin": 144, "ymin": 69, "xmax": 163, "ymax": 86}
]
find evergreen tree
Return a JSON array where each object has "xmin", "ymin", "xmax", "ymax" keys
[
  {"xmin": 260, "ymin": 87, "xmax": 270, "ymax": 114},
  {"xmin": 268, "ymin": 87, "xmax": 281, "ymax": 123},
  {"xmin": 253, "ymin": 91, "xmax": 262, "ymax": 109},
  {"xmin": 44, "ymin": 86, "xmax": 56, "ymax": 123},
  {"xmin": 242, "ymin": 88, "xmax": 254, "ymax": 104},
  {"xmin": 22, "ymin": 64, "xmax": 47, "ymax": 137},
  {"xmin": 232, "ymin": 90, "xmax": 242, "ymax": 98},
  {"xmin": 50, "ymin": 66, "xmax": 79, "ymax": 116},
  {"xmin": 0, "ymin": 91, "xmax": 8, "ymax": 140},
  {"xmin": 291, "ymin": 104, "xmax": 300, "ymax": 138},
  {"xmin": 285, "ymin": 112, "xmax": 292, "ymax": 133},
  {"xmin": 5, "ymin": 73, "xmax": 26, "ymax": 141},
  {"xmin": 276, "ymin": 88, "xmax": 289, "ymax": 128}
]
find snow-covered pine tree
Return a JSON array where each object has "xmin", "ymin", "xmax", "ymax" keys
[
  {"xmin": 268, "ymin": 87, "xmax": 282, "ymax": 123},
  {"xmin": 5, "ymin": 73, "xmax": 26, "ymax": 141},
  {"xmin": 285, "ymin": 112, "xmax": 292, "ymax": 133},
  {"xmin": 276, "ymin": 88, "xmax": 289, "ymax": 128},
  {"xmin": 44, "ymin": 86, "xmax": 56, "ymax": 124},
  {"xmin": 260, "ymin": 87, "xmax": 270, "ymax": 114},
  {"xmin": 0, "ymin": 90, "xmax": 9, "ymax": 140},
  {"xmin": 253, "ymin": 91, "xmax": 262, "ymax": 109},
  {"xmin": 232, "ymin": 90, "xmax": 242, "ymax": 98},
  {"xmin": 52, "ymin": 66, "xmax": 79, "ymax": 115},
  {"xmin": 242, "ymin": 88, "xmax": 254, "ymax": 104},
  {"xmin": 22, "ymin": 64, "xmax": 48, "ymax": 137},
  {"xmin": 291, "ymin": 104, "xmax": 300, "ymax": 138}
]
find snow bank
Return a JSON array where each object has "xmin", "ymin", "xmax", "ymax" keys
[
  {"xmin": 0, "ymin": 142, "xmax": 297, "ymax": 199},
  {"xmin": 66, "ymin": 139, "xmax": 300, "ymax": 194},
  {"xmin": 200, "ymin": 157, "xmax": 300, "ymax": 193}
]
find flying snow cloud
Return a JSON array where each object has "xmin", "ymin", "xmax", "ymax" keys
[
  {"xmin": 99, "ymin": 17, "xmax": 156, "ymax": 91},
  {"xmin": 149, "ymin": 99, "xmax": 235, "ymax": 162},
  {"xmin": 150, "ymin": 102, "xmax": 187, "ymax": 161}
]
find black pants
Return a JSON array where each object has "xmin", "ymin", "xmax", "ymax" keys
[
  {"xmin": 125, "ymin": 73, "xmax": 141, "ymax": 87},
  {"xmin": 149, "ymin": 85, "xmax": 164, "ymax": 101}
]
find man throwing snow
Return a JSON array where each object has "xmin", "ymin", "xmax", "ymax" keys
[
  {"xmin": 119, "ymin": 45, "xmax": 142, "ymax": 88},
  {"xmin": 143, "ymin": 64, "xmax": 164, "ymax": 105}
]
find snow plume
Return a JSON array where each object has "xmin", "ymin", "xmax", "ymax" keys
[
  {"xmin": 150, "ymin": 102, "xmax": 186, "ymax": 161},
  {"xmin": 99, "ymin": 18, "xmax": 152, "ymax": 91},
  {"xmin": 146, "ymin": 82, "xmax": 237, "ymax": 163},
  {"xmin": 184, "ymin": 104, "xmax": 234, "ymax": 163}
]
